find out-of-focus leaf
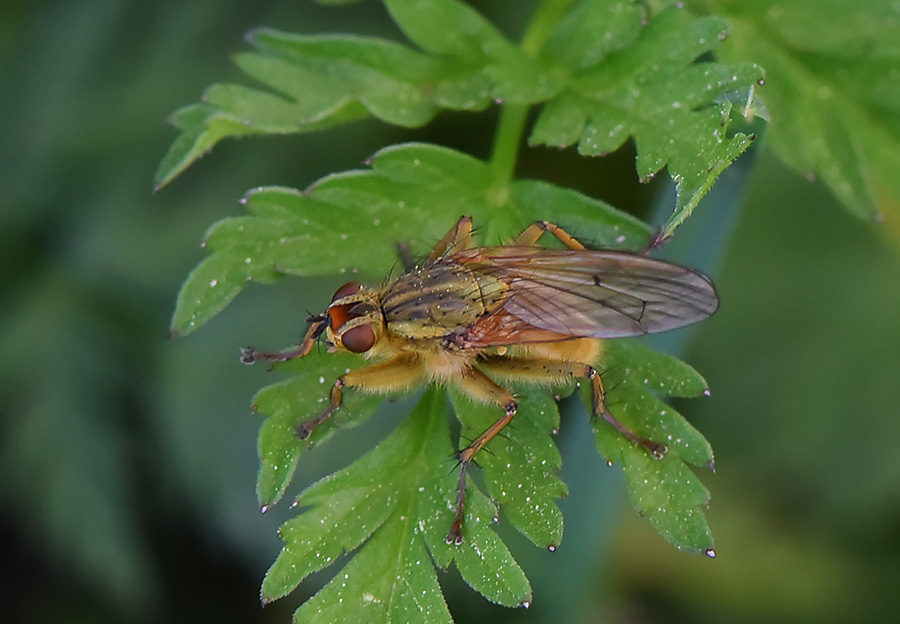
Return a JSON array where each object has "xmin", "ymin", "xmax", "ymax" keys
[
  {"xmin": 0, "ymin": 279, "xmax": 155, "ymax": 611},
  {"xmin": 710, "ymin": 0, "xmax": 900, "ymax": 227},
  {"xmin": 170, "ymin": 142, "xmax": 652, "ymax": 336}
]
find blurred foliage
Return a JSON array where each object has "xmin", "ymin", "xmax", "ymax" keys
[
  {"xmin": 1, "ymin": 2, "xmax": 899, "ymax": 624},
  {"xmin": 704, "ymin": 0, "xmax": 900, "ymax": 232}
]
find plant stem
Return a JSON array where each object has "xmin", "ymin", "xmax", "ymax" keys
[
  {"xmin": 519, "ymin": 0, "xmax": 577, "ymax": 57},
  {"xmin": 488, "ymin": 0, "xmax": 577, "ymax": 185},
  {"xmin": 489, "ymin": 104, "xmax": 528, "ymax": 185}
]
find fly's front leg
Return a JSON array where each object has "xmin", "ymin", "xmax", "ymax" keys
[
  {"xmin": 512, "ymin": 220, "xmax": 586, "ymax": 250},
  {"xmin": 297, "ymin": 353, "xmax": 425, "ymax": 439},
  {"xmin": 426, "ymin": 215, "xmax": 474, "ymax": 263},
  {"xmin": 241, "ymin": 316, "xmax": 327, "ymax": 365},
  {"xmin": 480, "ymin": 354, "xmax": 667, "ymax": 459},
  {"xmin": 447, "ymin": 367, "xmax": 518, "ymax": 544}
]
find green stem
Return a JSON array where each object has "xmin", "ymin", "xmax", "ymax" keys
[
  {"xmin": 519, "ymin": 0, "xmax": 577, "ymax": 57},
  {"xmin": 488, "ymin": 0, "xmax": 577, "ymax": 185},
  {"xmin": 489, "ymin": 104, "xmax": 529, "ymax": 185}
]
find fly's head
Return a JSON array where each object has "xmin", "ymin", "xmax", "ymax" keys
[{"xmin": 316, "ymin": 282, "xmax": 384, "ymax": 355}]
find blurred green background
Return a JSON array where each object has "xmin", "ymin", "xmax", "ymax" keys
[{"xmin": 2, "ymin": 2, "xmax": 899, "ymax": 623}]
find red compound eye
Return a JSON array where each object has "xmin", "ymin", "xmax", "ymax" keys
[
  {"xmin": 340, "ymin": 325, "xmax": 376, "ymax": 353},
  {"xmin": 331, "ymin": 282, "xmax": 361, "ymax": 302},
  {"xmin": 327, "ymin": 282, "xmax": 363, "ymax": 331}
]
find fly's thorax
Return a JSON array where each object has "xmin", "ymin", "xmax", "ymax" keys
[
  {"xmin": 380, "ymin": 261, "xmax": 508, "ymax": 341},
  {"xmin": 323, "ymin": 282, "xmax": 385, "ymax": 354}
]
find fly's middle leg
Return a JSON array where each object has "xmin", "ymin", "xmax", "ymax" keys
[{"xmin": 447, "ymin": 367, "xmax": 519, "ymax": 544}]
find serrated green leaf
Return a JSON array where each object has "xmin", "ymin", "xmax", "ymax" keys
[
  {"xmin": 531, "ymin": 3, "xmax": 764, "ymax": 238},
  {"xmin": 170, "ymin": 247, "xmax": 278, "ymax": 338},
  {"xmin": 157, "ymin": 0, "xmax": 761, "ymax": 240},
  {"xmin": 253, "ymin": 350, "xmax": 384, "ymax": 507},
  {"xmin": 153, "ymin": 105, "xmax": 262, "ymax": 191},
  {"xmin": 711, "ymin": 0, "xmax": 900, "ymax": 226},
  {"xmin": 542, "ymin": 0, "xmax": 646, "ymax": 72},
  {"xmin": 588, "ymin": 338, "xmax": 714, "ymax": 553},
  {"xmin": 171, "ymin": 142, "xmax": 650, "ymax": 336},
  {"xmin": 262, "ymin": 389, "xmax": 531, "ymax": 619},
  {"xmin": 450, "ymin": 387, "xmax": 567, "ymax": 549},
  {"xmin": 620, "ymin": 444, "xmax": 714, "ymax": 554},
  {"xmin": 384, "ymin": 0, "xmax": 558, "ymax": 102},
  {"xmin": 154, "ymin": 10, "xmax": 527, "ymax": 188}
]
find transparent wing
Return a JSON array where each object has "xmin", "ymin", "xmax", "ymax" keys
[{"xmin": 456, "ymin": 247, "xmax": 718, "ymax": 342}]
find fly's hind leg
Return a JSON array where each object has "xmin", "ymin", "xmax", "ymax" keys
[
  {"xmin": 480, "ymin": 353, "xmax": 667, "ymax": 459},
  {"xmin": 296, "ymin": 353, "xmax": 425, "ymax": 439},
  {"xmin": 447, "ymin": 367, "xmax": 519, "ymax": 544}
]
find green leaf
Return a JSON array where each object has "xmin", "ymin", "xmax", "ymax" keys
[
  {"xmin": 531, "ymin": 3, "xmax": 764, "ymax": 238},
  {"xmin": 170, "ymin": 142, "xmax": 651, "ymax": 336},
  {"xmin": 156, "ymin": 0, "xmax": 761, "ymax": 228},
  {"xmin": 261, "ymin": 389, "xmax": 531, "ymax": 620},
  {"xmin": 153, "ymin": 1, "xmax": 539, "ymax": 190},
  {"xmin": 450, "ymin": 386, "xmax": 567, "ymax": 549},
  {"xmin": 253, "ymin": 350, "xmax": 384, "ymax": 507},
  {"xmin": 710, "ymin": 0, "xmax": 900, "ymax": 225},
  {"xmin": 590, "ymin": 339, "xmax": 715, "ymax": 553}
]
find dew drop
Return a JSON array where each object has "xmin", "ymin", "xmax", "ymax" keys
[
  {"xmin": 703, "ymin": 388, "xmax": 712, "ymax": 396},
  {"xmin": 209, "ymin": 279, "xmax": 218, "ymax": 287},
  {"xmin": 705, "ymin": 548, "xmax": 717, "ymax": 558},
  {"xmin": 260, "ymin": 504, "xmax": 269, "ymax": 514},
  {"xmin": 547, "ymin": 545, "xmax": 556, "ymax": 552},
  {"xmin": 520, "ymin": 601, "xmax": 531, "ymax": 609}
]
